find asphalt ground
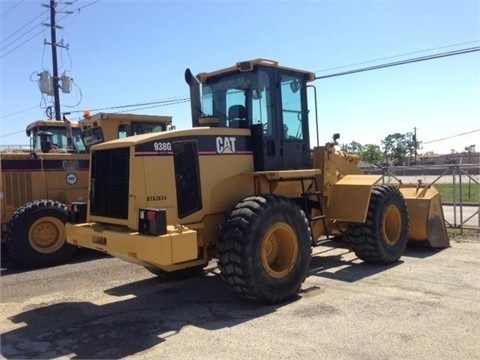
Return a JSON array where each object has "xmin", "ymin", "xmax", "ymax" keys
[{"xmin": 1, "ymin": 233, "xmax": 479, "ymax": 360}]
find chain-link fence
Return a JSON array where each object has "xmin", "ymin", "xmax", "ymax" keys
[
  {"xmin": 363, "ymin": 164, "xmax": 480, "ymax": 232},
  {"xmin": 0, "ymin": 145, "xmax": 30, "ymax": 151}
]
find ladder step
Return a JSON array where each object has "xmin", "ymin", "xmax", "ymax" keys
[
  {"xmin": 302, "ymin": 191, "xmax": 322, "ymax": 196},
  {"xmin": 308, "ymin": 202, "xmax": 322, "ymax": 210}
]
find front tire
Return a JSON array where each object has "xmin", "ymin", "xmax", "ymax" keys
[
  {"xmin": 6, "ymin": 200, "xmax": 77, "ymax": 267},
  {"xmin": 349, "ymin": 185, "xmax": 408, "ymax": 264},
  {"xmin": 218, "ymin": 195, "xmax": 312, "ymax": 304}
]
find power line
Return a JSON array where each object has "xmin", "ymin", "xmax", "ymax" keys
[
  {"xmin": 0, "ymin": 16, "xmax": 48, "ymax": 52},
  {"xmin": 2, "ymin": 43, "xmax": 478, "ymax": 134},
  {"xmin": 315, "ymin": 40, "xmax": 480, "ymax": 73},
  {"xmin": 0, "ymin": 0, "xmax": 96, "ymax": 59},
  {"xmin": 0, "ymin": 105, "xmax": 38, "ymax": 120},
  {"xmin": 1, "ymin": 129, "xmax": 27, "ymax": 138},
  {"xmin": 77, "ymin": 0, "xmax": 101, "ymax": 12},
  {"xmin": 423, "ymin": 129, "xmax": 480, "ymax": 144},
  {"xmin": 1, "ymin": 0, "xmax": 24, "ymax": 18},
  {"xmin": 0, "ymin": 9, "xmax": 48, "ymax": 46},
  {"xmin": 0, "ymin": 27, "xmax": 48, "ymax": 59},
  {"xmin": 114, "ymin": 99, "xmax": 190, "ymax": 114},
  {"xmin": 0, "ymin": 97, "xmax": 189, "ymax": 138},
  {"xmin": 315, "ymin": 46, "xmax": 480, "ymax": 79},
  {"xmin": 67, "ymin": 96, "xmax": 190, "ymax": 114}
]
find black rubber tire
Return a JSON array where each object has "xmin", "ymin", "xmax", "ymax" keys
[
  {"xmin": 143, "ymin": 265, "xmax": 205, "ymax": 280},
  {"xmin": 5, "ymin": 200, "xmax": 77, "ymax": 267},
  {"xmin": 218, "ymin": 195, "xmax": 312, "ymax": 304},
  {"xmin": 348, "ymin": 184, "xmax": 408, "ymax": 264}
]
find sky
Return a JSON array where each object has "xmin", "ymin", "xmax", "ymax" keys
[{"xmin": 1, "ymin": 0, "xmax": 479, "ymax": 155}]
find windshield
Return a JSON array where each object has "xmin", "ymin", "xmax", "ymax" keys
[
  {"xmin": 201, "ymin": 70, "xmax": 271, "ymax": 129},
  {"xmin": 32, "ymin": 127, "xmax": 86, "ymax": 153},
  {"xmin": 71, "ymin": 128, "xmax": 87, "ymax": 152}
]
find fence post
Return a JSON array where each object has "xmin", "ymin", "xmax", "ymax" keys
[
  {"xmin": 452, "ymin": 166, "xmax": 457, "ymax": 228},
  {"xmin": 458, "ymin": 165, "xmax": 464, "ymax": 234}
]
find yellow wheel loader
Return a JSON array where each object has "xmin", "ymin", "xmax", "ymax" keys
[
  {"xmin": 66, "ymin": 59, "xmax": 448, "ymax": 303},
  {"xmin": 1, "ymin": 113, "xmax": 172, "ymax": 267}
]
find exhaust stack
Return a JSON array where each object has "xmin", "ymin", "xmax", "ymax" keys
[{"xmin": 184, "ymin": 68, "xmax": 201, "ymax": 127}]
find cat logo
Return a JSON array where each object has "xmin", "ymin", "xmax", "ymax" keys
[{"xmin": 216, "ymin": 137, "xmax": 237, "ymax": 154}]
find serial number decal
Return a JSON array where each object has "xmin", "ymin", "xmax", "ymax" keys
[
  {"xmin": 153, "ymin": 142, "xmax": 171, "ymax": 152},
  {"xmin": 147, "ymin": 195, "xmax": 167, "ymax": 201}
]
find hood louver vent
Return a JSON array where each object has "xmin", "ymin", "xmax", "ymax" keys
[{"xmin": 90, "ymin": 147, "xmax": 130, "ymax": 219}]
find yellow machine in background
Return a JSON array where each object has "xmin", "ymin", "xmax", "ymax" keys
[
  {"xmin": 1, "ymin": 113, "xmax": 172, "ymax": 267},
  {"xmin": 67, "ymin": 59, "xmax": 449, "ymax": 303}
]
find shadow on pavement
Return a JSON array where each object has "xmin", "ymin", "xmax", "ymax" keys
[
  {"xmin": 309, "ymin": 241, "xmax": 401, "ymax": 283},
  {"xmin": 0, "ymin": 239, "xmax": 449, "ymax": 358},
  {"xmin": 0, "ymin": 272, "xmax": 285, "ymax": 359},
  {"xmin": 308, "ymin": 238, "xmax": 448, "ymax": 282},
  {"xmin": 0, "ymin": 248, "xmax": 108, "ymax": 276},
  {"xmin": 403, "ymin": 243, "xmax": 449, "ymax": 259}
]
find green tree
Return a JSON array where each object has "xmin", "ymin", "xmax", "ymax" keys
[
  {"xmin": 362, "ymin": 144, "xmax": 383, "ymax": 166},
  {"xmin": 404, "ymin": 132, "xmax": 421, "ymax": 165},
  {"xmin": 340, "ymin": 141, "xmax": 363, "ymax": 155},
  {"xmin": 465, "ymin": 144, "xmax": 476, "ymax": 153},
  {"xmin": 465, "ymin": 145, "xmax": 476, "ymax": 164},
  {"xmin": 380, "ymin": 132, "xmax": 423, "ymax": 165},
  {"xmin": 381, "ymin": 133, "xmax": 408, "ymax": 166}
]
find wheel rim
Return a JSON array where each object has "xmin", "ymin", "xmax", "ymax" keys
[
  {"xmin": 261, "ymin": 222, "xmax": 298, "ymax": 279},
  {"xmin": 382, "ymin": 205, "xmax": 402, "ymax": 246},
  {"xmin": 28, "ymin": 216, "xmax": 66, "ymax": 254}
]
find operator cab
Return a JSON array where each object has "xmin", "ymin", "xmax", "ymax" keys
[
  {"xmin": 26, "ymin": 121, "xmax": 87, "ymax": 153},
  {"xmin": 186, "ymin": 59, "xmax": 316, "ymax": 171},
  {"xmin": 80, "ymin": 112, "xmax": 173, "ymax": 150}
]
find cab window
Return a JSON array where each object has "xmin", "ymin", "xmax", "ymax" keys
[
  {"xmin": 72, "ymin": 128, "xmax": 87, "ymax": 152},
  {"xmin": 280, "ymin": 75, "xmax": 304, "ymax": 140},
  {"xmin": 132, "ymin": 122, "xmax": 167, "ymax": 135},
  {"xmin": 201, "ymin": 70, "xmax": 271, "ymax": 130},
  {"xmin": 118, "ymin": 125, "xmax": 130, "ymax": 138}
]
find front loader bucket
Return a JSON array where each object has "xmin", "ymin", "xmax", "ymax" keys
[{"xmin": 399, "ymin": 186, "xmax": 450, "ymax": 248}]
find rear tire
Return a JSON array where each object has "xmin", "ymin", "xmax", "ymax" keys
[
  {"xmin": 349, "ymin": 185, "xmax": 408, "ymax": 264},
  {"xmin": 5, "ymin": 200, "xmax": 77, "ymax": 267},
  {"xmin": 218, "ymin": 195, "xmax": 312, "ymax": 304}
]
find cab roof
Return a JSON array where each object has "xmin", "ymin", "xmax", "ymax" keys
[
  {"xmin": 81, "ymin": 112, "xmax": 172, "ymax": 124},
  {"xmin": 196, "ymin": 58, "xmax": 316, "ymax": 83},
  {"xmin": 26, "ymin": 120, "xmax": 80, "ymax": 136},
  {"xmin": 26, "ymin": 120, "xmax": 80, "ymax": 131}
]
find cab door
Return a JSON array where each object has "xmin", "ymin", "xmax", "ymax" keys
[
  {"xmin": 251, "ymin": 67, "xmax": 311, "ymax": 171},
  {"xmin": 278, "ymin": 71, "xmax": 310, "ymax": 170}
]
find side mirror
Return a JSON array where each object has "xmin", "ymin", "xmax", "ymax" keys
[
  {"xmin": 252, "ymin": 89, "xmax": 262, "ymax": 100},
  {"xmin": 290, "ymin": 79, "xmax": 301, "ymax": 93}
]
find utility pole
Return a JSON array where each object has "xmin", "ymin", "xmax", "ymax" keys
[
  {"xmin": 49, "ymin": 0, "xmax": 60, "ymax": 120},
  {"xmin": 413, "ymin": 126, "xmax": 417, "ymax": 165},
  {"xmin": 42, "ymin": 0, "xmax": 69, "ymax": 120}
]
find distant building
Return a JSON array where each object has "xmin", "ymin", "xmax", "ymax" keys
[{"xmin": 416, "ymin": 151, "xmax": 480, "ymax": 165}]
